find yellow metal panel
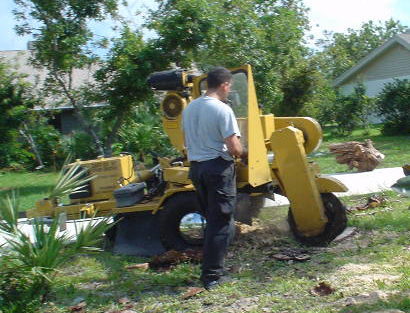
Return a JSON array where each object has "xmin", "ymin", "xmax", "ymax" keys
[
  {"xmin": 163, "ymin": 167, "xmax": 191, "ymax": 184},
  {"xmin": 69, "ymin": 155, "xmax": 136, "ymax": 203},
  {"xmin": 245, "ymin": 65, "xmax": 272, "ymax": 187},
  {"xmin": 190, "ymin": 65, "xmax": 271, "ymax": 187},
  {"xmin": 36, "ymin": 198, "xmax": 55, "ymax": 210},
  {"xmin": 26, "ymin": 198, "xmax": 56, "ymax": 218},
  {"xmin": 274, "ymin": 117, "xmax": 322, "ymax": 155},
  {"xmin": 112, "ymin": 198, "xmax": 162, "ymax": 214},
  {"xmin": 55, "ymin": 203, "xmax": 97, "ymax": 220},
  {"xmin": 270, "ymin": 126, "xmax": 326, "ymax": 236},
  {"xmin": 164, "ymin": 121, "xmax": 179, "ymax": 129},
  {"xmin": 152, "ymin": 185, "xmax": 195, "ymax": 214},
  {"xmin": 161, "ymin": 92, "xmax": 187, "ymax": 153},
  {"xmin": 260, "ymin": 114, "xmax": 275, "ymax": 141},
  {"xmin": 316, "ymin": 176, "xmax": 348, "ymax": 193}
]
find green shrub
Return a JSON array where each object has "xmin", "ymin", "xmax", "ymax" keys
[
  {"xmin": 377, "ymin": 79, "xmax": 410, "ymax": 135},
  {"xmin": 28, "ymin": 123, "xmax": 62, "ymax": 166},
  {"xmin": 0, "ymin": 258, "xmax": 42, "ymax": 313},
  {"xmin": 331, "ymin": 83, "xmax": 375, "ymax": 136},
  {"xmin": 0, "ymin": 141, "xmax": 34, "ymax": 170},
  {"xmin": 60, "ymin": 131, "xmax": 98, "ymax": 161},
  {"xmin": 117, "ymin": 105, "xmax": 178, "ymax": 158},
  {"xmin": 0, "ymin": 165, "xmax": 112, "ymax": 309},
  {"xmin": 0, "ymin": 61, "xmax": 37, "ymax": 169}
]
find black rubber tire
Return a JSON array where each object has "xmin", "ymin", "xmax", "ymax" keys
[
  {"xmin": 288, "ymin": 193, "xmax": 347, "ymax": 246},
  {"xmin": 159, "ymin": 192, "xmax": 235, "ymax": 251},
  {"xmin": 159, "ymin": 192, "xmax": 205, "ymax": 251}
]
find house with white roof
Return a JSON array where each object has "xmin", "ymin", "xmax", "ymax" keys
[{"xmin": 0, "ymin": 48, "xmax": 103, "ymax": 134}]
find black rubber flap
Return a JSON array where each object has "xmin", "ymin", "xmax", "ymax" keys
[
  {"xmin": 114, "ymin": 182, "xmax": 147, "ymax": 207},
  {"xmin": 113, "ymin": 211, "xmax": 166, "ymax": 256},
  {"xmin": 114, "ymin": 182, "xmax": 146, "ymax": 196}
]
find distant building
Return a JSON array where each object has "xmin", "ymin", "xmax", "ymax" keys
[
  {"xmin": 333, "ymin": 31, "xmax": 410, "ymax": 97},
  {"xmin": 0, "ymin": 48, "xmax": 104, "ymax": 134}
]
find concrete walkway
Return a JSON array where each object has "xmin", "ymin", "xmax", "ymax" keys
[{"xmin": 265, "ymin": 167, "xmax": 405, "ymax": 206}]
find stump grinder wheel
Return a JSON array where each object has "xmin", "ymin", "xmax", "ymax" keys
[{"xmin": 288, "ymin": 193, "xmax": 347, "ymax": 246}]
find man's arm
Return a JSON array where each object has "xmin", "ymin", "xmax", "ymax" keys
[{"xmin": 224, "ymin": 134, "xmax": 245, "ymax": 158}]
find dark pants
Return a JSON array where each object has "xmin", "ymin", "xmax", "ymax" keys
[{"xmin": 189, "ymin": 157, "xmax": 236, "ymax": 282}]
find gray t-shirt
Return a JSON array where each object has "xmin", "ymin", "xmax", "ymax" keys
[{"xmin": 182, "ymin": 95, "xmax": 241, "ymax": 162}]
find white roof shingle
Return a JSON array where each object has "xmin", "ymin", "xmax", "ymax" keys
[{"xmin": 0, "ymin": 49, "xmax": 101, "ymax": 110}]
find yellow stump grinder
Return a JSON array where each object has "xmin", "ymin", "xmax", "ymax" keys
[{"xmin": 28, "ymin": 65, "xmax": 348, "ymax": 255}]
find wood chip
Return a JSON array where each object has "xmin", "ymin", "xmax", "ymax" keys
[
  {"xmin": 69, "ymin": 301, "xmax": 86, "ymax": 312},
  {"xmin": 181, "ymin": 287, "xmax": 205, "ymax": 299},
  {"xmin": 294, "ymin": 254, "xmax": 311, "ymax": 261},
  {"xmin": 272, "ymin": 253, "xmax": 292, "ymax": 261},
  {"xmin": 333, "ymin": 227, "xmax": 357, "ymax": 242},
  {"xmin": 117, "ymin": 297, "xmax": 131, "ymax": 304},
  {"xmin": 125, "ymin": 263, "xmax": 149, "ymax": 270}
]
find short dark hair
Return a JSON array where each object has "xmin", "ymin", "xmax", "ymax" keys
[{"xmin": 207, "ymin": 67, "xmax": 232, "ymax": 89}]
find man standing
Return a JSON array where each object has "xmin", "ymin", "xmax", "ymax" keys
[{"xmin": 182, "ymin": 67, "xmax": 244, "ymax": 290}]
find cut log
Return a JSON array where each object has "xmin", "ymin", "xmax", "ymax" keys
[{"xmin": 328, "ymin": 139, "xmax": 384, "ymax": 172}]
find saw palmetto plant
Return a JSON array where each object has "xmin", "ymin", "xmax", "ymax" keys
[
  {"xmin": 0, "ymin": 162, "xmax": 113, "ymax": 310},
  {"xmin": 48, "ymin": 155, "xmax": 96, "ymax": 200}
]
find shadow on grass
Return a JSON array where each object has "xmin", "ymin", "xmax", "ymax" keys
[
  {"xmin": 49, "ymin": 251, "xmax": 200, "ymax": 310},
  {"xmin": 0, "ymin": 185, "xmax": 51, "ymax": 198}
]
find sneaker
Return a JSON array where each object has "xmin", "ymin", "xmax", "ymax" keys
[{"xmin": 202, "ymin": 275, "xmax": 233, "ymax": 290}]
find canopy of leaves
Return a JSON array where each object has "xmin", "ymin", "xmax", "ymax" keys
[
  {"xmin": 149, "ymin": 0, "xmax": 312, "ymax": 115},
  {"xmin": 317, "ymin": 19, "xmax": 408, "ymax": 79},
  {"xmin": 95, "ymin": 27, "xmax": 170, "ymax": 120},
  {"xmin": 93, "ymin": 26, "xmax": 172, "ymax": 153},
  {"xmin": 13, "ymin": 0, "xmax": 120, "ymax": 71},
  {"xmin": 12, "ymin": 0, "xmax": 123, "ymax": 156}
]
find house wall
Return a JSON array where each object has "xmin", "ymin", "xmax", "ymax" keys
[
  {"xmin": 340, "ymin": 43, "xmax": 410, "ymax": 96},
  {"xmin": 339, "ymin": 74, "xmax": 410, "ymax": 97},
  {"xmin": 60, "ymin": 111, "xmax": 83, "ymax": 135},
  {"xmin": 340, "ymin": 75, "xmax": 410, "ymax": 123}
]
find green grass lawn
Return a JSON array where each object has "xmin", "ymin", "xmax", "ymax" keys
[
  {"xmin": 2, "ymin": 125, "xmax": 410, "ymax": 312},
  {"xmin": 0, "ymin": 171, "xmax": 59, "ymax": 211},
  {"xmin": 36, "ymin": 191, "xmax": 410, "ymax": 313},
  {"xmin": 311, "ymin": 124, "xmax": 410, "ymax": 174}
]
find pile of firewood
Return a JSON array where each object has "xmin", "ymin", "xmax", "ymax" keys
[{"xmin": 328, "ymin": 139, "xmax": 385, "ymax": 172}]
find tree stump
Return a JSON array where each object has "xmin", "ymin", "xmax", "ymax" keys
[{"xmin": 328, "ymin": 139, "xmax": 384, "ymax": 172}]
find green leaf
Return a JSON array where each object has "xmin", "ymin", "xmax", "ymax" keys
[{"xmin": 48, "ymin": 155, "xmax": 97, "ymax": 200}]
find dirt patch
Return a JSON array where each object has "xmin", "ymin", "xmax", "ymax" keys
[
  {"xmin": 342, "ymin": 290, "xmax": 395, "ymax": 307},
  {"xmin": 327, "ymin": 263, "xmax": 400, "ymax": 297}
]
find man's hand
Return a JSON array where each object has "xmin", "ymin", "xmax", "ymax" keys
[
  {"xmin": 240, "ymin": 148, "xmax": 248, "ymax": 165},
  {"xmin": 224, "ymin": 134, "xmax": 243, "ymax": 158}
]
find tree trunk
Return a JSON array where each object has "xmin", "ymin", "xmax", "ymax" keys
[
  {"xmin": 19, "ymin": 122, "xmax": 44, "ymax": 169},
  {"xmin": 53, "ymin": 71, "xmax": 106, "ymax": 156},
  {"xmin": 73, "ymin": 109, "xmax": 106, "ymax": 156},
  {"xmin": 103, "ymin": 114, "xmax": 125, "ymax": 157}
]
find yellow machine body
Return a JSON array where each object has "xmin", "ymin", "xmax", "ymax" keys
[
  {"xmin": 158, "ymin": 64, "xmax": 347, "ymax": 239},
  {"xmin": 26, "ymin": 154, "xmax": 191, "ymax": 219}
]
